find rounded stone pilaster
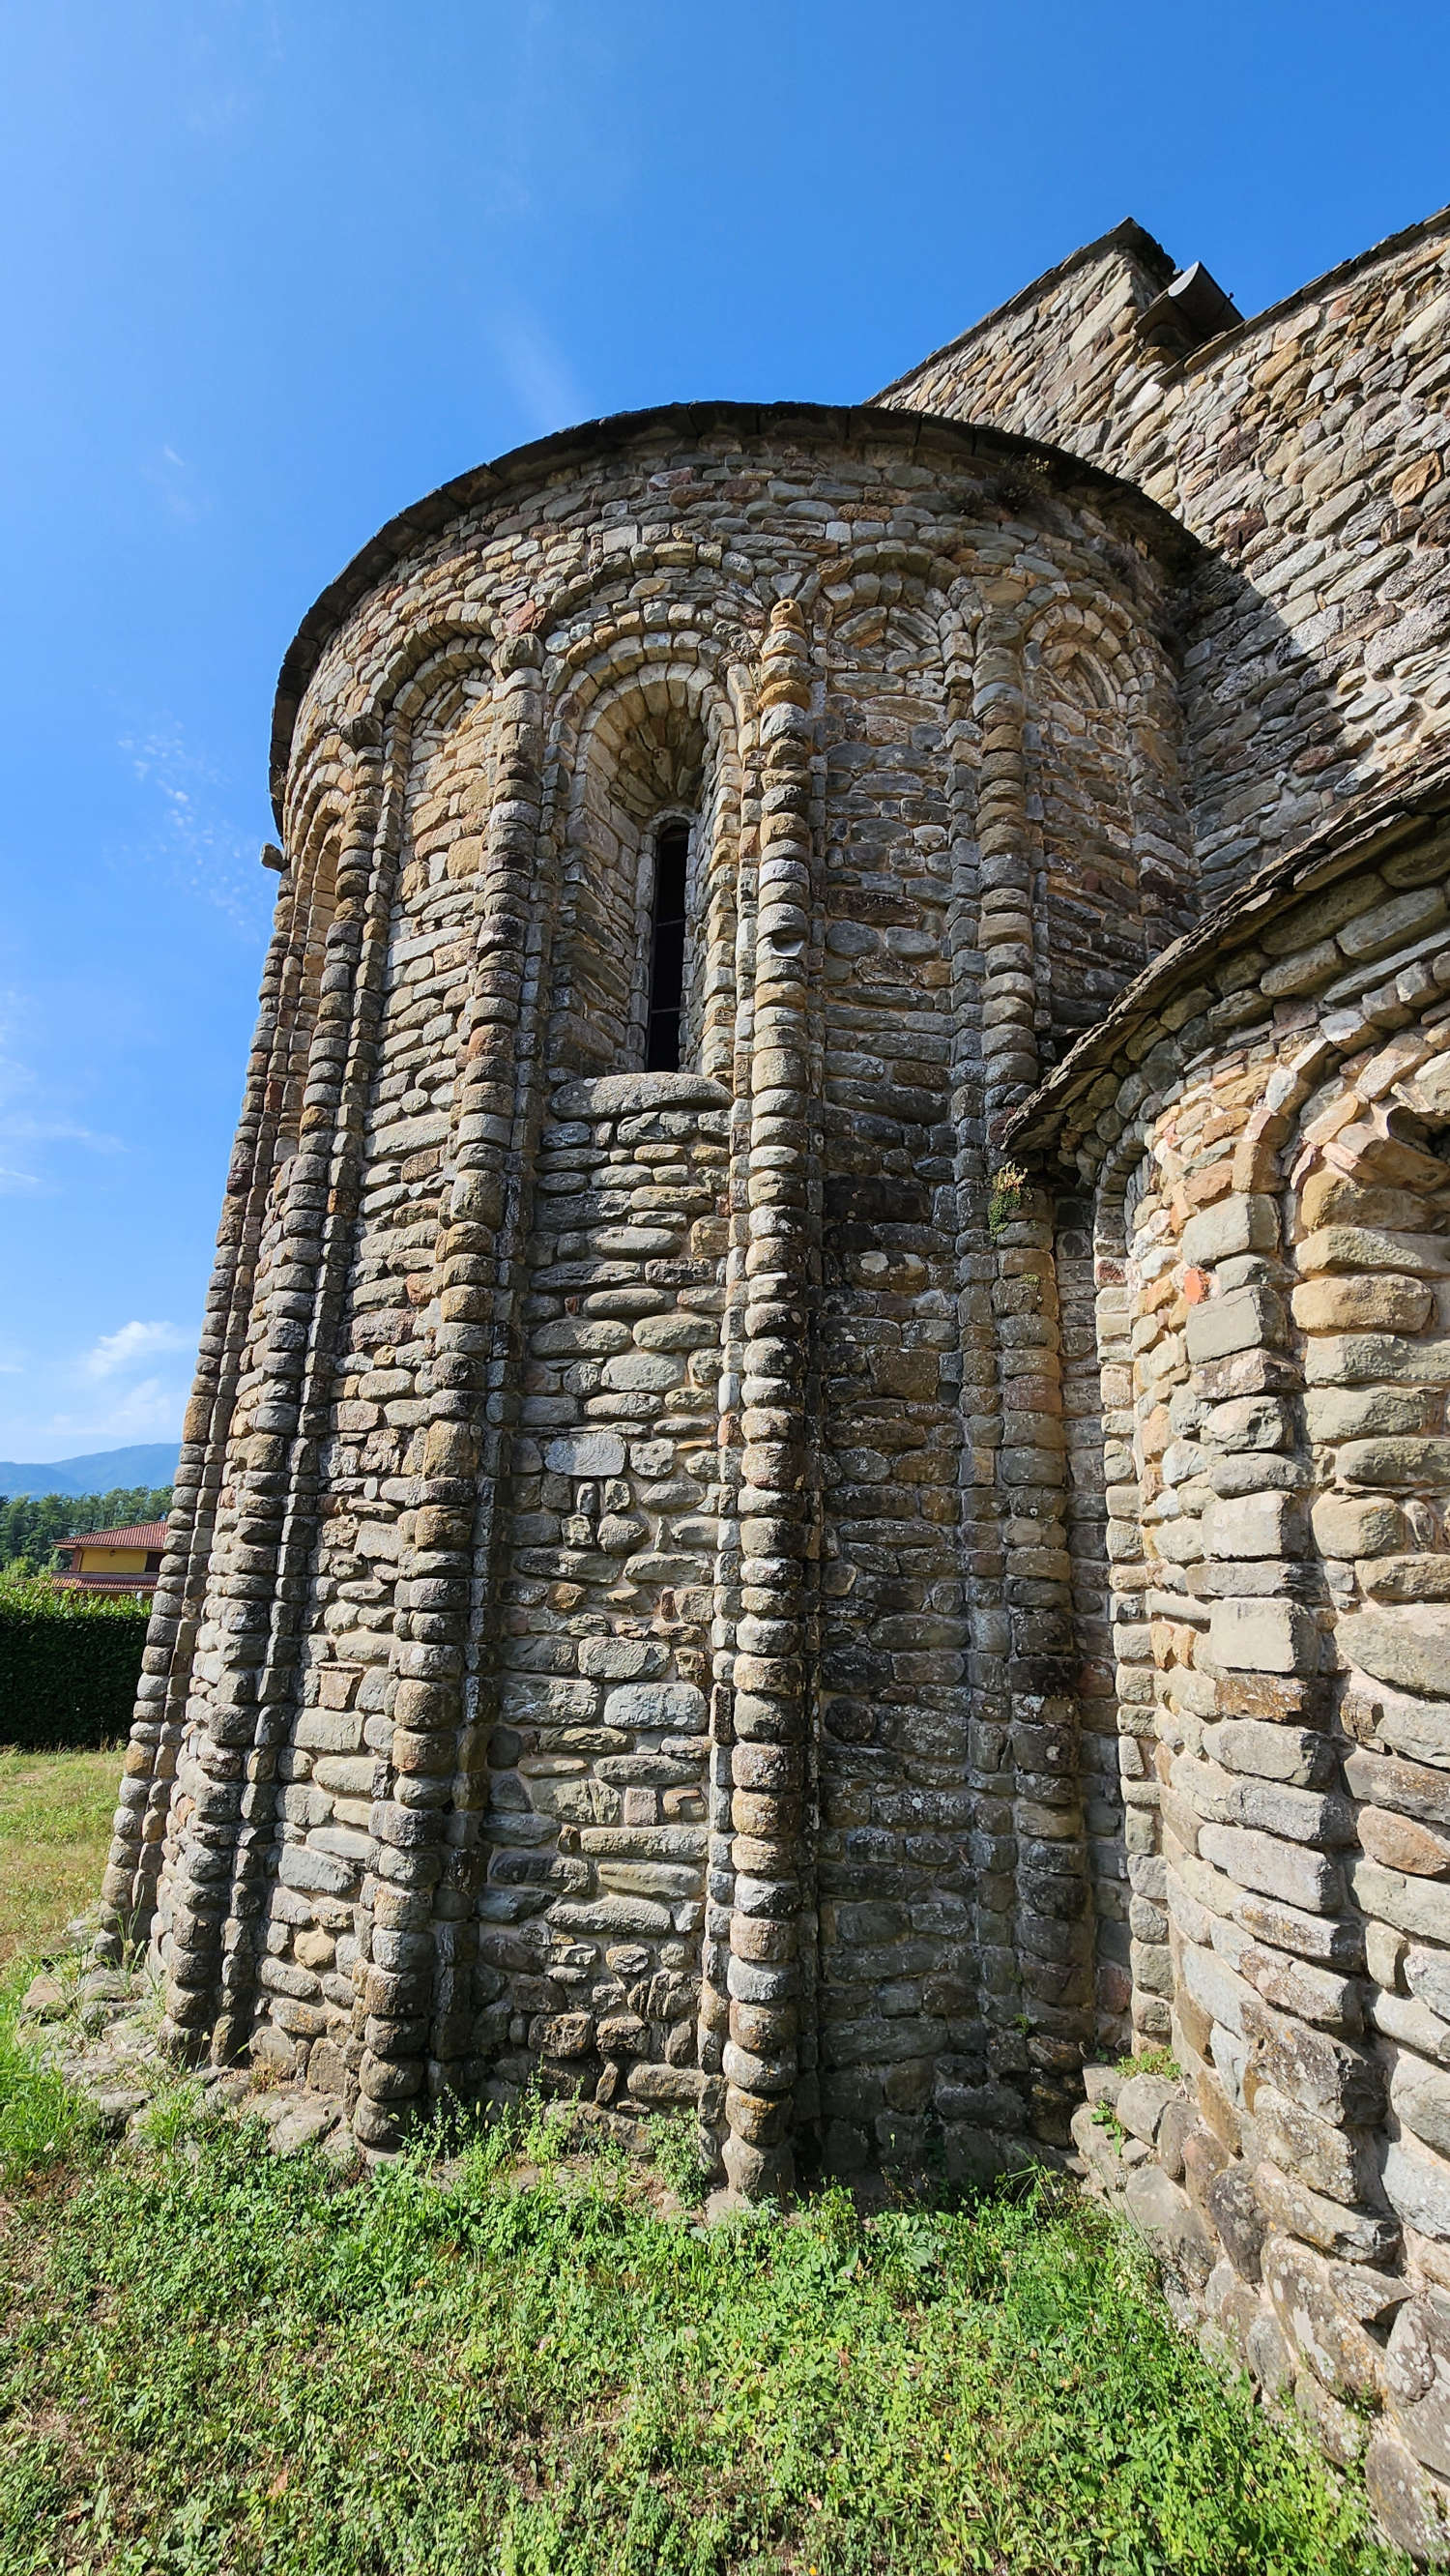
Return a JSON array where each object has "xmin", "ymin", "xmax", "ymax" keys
[
  {"xmin": 159, "ymin": 736, "xmax": 392, "ymax": 2060},
  {"xmin": 719, "ymin": 597, "xmax": 817, "ymax": 2203},
  {"xmin": 99, "ymin": 861, "xmax": 301, "ymax": 1963},
  {"xmin": 355, "ymin": 634, "xmax": 547, "ymax": 2150},
  {"xmin": 972, "ymin": 604, "xmax": 1091, "ymax": 2141}
]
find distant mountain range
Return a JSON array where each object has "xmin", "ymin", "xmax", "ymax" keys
[{"xmin": 0, "ymin": 1444, "xmax": 182, "ymax": 1499}]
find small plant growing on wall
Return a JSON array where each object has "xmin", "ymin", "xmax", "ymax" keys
[{"xmin": 988, "ymin": 1161, "xmax": 1029, "ymax": 1238}]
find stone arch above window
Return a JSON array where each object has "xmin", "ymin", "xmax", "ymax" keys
[{"xmin": 550, "ymin": 671, "xmax": 735, "ymax": 1078}]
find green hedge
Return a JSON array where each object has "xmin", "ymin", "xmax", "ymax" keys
[{"xmin": 0, "ymin": 1574, "xmax": 150, "ymax": 1749}]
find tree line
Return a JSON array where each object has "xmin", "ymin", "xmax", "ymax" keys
[{"xmin": 0, "ymin": 1488, "xmax": 174, "ymax": 1577}]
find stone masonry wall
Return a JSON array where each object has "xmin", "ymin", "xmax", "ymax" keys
[
  {"xmin": 883, "ymin": 208, "xmax": 1450, "ymax": 911},
  {"xmin": 479, "ymin": 1071, "xmax": 727, "ymax": 2116},
  {"xmin": 813, "ymin": 593, "xmax": 970, "ymax": 2174},
  {"xmin": 95, "ymin": 205, "xmax": 1450, "ymax": 2559},
  {"xmin": 1012, "ymin": 796, "xmax": 1450, "ymax": 2561},
  {"xmin": 102, "ymin": 403, "xmax": 1191, "ymax": 2195}
]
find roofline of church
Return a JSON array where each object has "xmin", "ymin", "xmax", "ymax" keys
[
  {"xmin": 1004, "ymin": 748, "xmax": 1450, "ymax": 1170},
  {"xmin": 875, "ymin": 202, "xmax": 1450, "ymax": 407},
  {"xmin": 1165, "ymin": 198, "xmax": 1450, "ymax": 385},
  {"xmin": 871, "ymin": 217, "xmax": 1177, "ymax": 403},
  {"xmin": 268, "ymin": 395, "xmax": 1196, "ymax": 825}
]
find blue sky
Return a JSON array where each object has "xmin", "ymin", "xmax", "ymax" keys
[{"xmin": 1, "ymin": 0, "xmax": 1446, "ymax": 1459}]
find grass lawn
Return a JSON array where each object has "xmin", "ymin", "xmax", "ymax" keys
[
  {"xmin": 0, "ymin": 1755, "xmax": 1409, "ymax": 2574},
  {"xmin": 0, "ymin": 1745, "xmax": 118, "ymax": 1967}
]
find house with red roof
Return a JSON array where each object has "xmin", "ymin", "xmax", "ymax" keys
[{"xmin": 52, "ymin": 1521, "xmax": 165, "ymax": 1597}]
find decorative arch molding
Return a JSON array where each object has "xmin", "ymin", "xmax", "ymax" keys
[
  {"xmin": 1023, "ymin": 591, "xmax": 1161, "ymax": 712},
  {"xmin": 805, "ymin": 539, "xmax": 965, "ymax": 621},
  {"xmin": 307, "ymin": 609, "xmax": 500, "ymax": 747},
  {"xmin": 543, "ymin": 554, "xmax": 772, "ymax": 668},
  {"xmin": 279, "ymin": 619, "xmax": 501, "ymax": 857},
  {"xmin": 279, "ymin": 724, "xmax": 353, "ymax": 864},
  {"xmin": 542, "ymin": 635, "xmax": 747, "ymax": 1081},
  {"xmin": 823, "ymin": 593, "xmax": 953, "ymax": 666},
  {"xmin": 383, "ymin": 622, "xmax": 497, "ymax": 732},
  {"xmin": 551, "ymin": 633, "xmax": 751, "ymax": 742},
  {"xmin": 268, "ymin": 799, "xmax": 346, "ymax": 1161}
]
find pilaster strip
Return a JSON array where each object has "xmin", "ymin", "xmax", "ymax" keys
[
  {"xmin": 159, "ymin": 736, "xmax": 388, "ymax": 2054},
  {"xmin": 355, "ymin": 634, "xmax": 545, "ymax": 2150},
  {"xmin": 100, "ymin": 865, "xmax": 300, "ymax": 1955},
  {"xmin": 698, "ymin": 696, "xmax": 760, "ymax": 2120},
  {"xmin": 975, "ymin": 607, "xmax": 1092, "ymax": 2142},
  {"xmin": 721, "ymin": 597, "xmax": 816, "ymax": 2202}
]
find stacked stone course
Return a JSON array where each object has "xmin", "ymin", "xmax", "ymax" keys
[{"xmin": 99, "ymin": 207, "xmax": 1450, "ymax": 2553}]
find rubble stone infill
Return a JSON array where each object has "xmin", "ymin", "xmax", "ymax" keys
[
  {"xmin": 1074, "ymin": 2058, "xmax": 1449, "ymax": 2564},
  {"xmin": 20, "ymin": 1961, "xmax": 360, "ymax": 2163},
  {"xmin": 17, "ymin": 1959, "xmax": 703, "ymax": 2179}
]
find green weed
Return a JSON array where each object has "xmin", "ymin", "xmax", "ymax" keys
[
  {"xmin": 987, "ymin": 1159, "xmax": 1029, "ymax": 1237},
  {"xmin": 647, "ymin": 2106, "xmax": 711, "ymax": 2207},
  {"xmin": 1090, "ymin": 2097, "xmax": 1127, "ymax": 2149},
  {"xmin": 0, "ymin": 2081, "xmax": 1406, "ymax": 2574},
  {"xmin": 132, "ymin": 2071, "xmax": 211, "ymax": 2152},
  {"xmin": 1122, "ymin": 2046, "xmax": 1184, "ymax": 2083},
  {"xmin": 0, "ymin": 1965, "xmax": 98, "ymax": 2184}
]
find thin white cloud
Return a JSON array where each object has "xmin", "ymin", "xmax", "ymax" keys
[
  {"xmin": 119, "ymin": 722, "xmax": 271, "ymax": 935},
  {"xmin": 0, "ymin": 1317, "xmax": 199, "ymax": 1457},
  {"xmin": 0, "ymin": 995, "xmax": 120, "ymax": 1195},
  {"xmin": 20, "ymin": 1379, "xmax": 189, "ymax": 1451},
  {"xmin": 55, "ymin": 1374, "xmax": 188, "ymax": 1443},
  {"xmin": 84, "ymin": 1320, "xmax": 194, "ymax": 1381},
  {"xmin": 488, "ymin": 309, "xmax": 588, "ymax": 439},
  {"xmin": 143, "ymin": 443, "xmax": 208, "ymax": 526}
]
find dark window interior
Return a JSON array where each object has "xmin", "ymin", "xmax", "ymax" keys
[{"xmin": 645, "ymin": 822, "xmax": 689, "ymax": 1071}]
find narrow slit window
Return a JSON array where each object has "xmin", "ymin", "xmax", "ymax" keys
[{"xmin": 645, "ymin": 822, "xmax": 689, "ymax": 1071}]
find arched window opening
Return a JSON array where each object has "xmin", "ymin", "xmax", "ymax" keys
[
  {"xmin": 645, "ymin": 821, "xmax": 690, "ymax": 1071},
  {"xmin": 551, "ymin": 678, "xmax": 729, "ymax": 1078}
]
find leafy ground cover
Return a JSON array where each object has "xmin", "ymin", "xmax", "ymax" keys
[
  {"xmin": 0, "ymin": 1761, "xmax": 1407, "ymax": 2574},
  {"xmin": 0, "ymin": 1747, "xmax": 117, "ymax": 1965},
  {"xmin": 0, "ymin": 2004, "xmax": 1406, "ymax": 2575}
]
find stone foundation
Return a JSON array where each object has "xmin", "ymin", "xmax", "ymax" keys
[{"xmin": 1076, "ymin": 2058, "xmax": 1449, "ymax": 2562}]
